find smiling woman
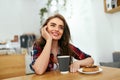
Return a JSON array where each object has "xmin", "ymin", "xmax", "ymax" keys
[
  {"xmin": 46, "ymin": 17, "xmax": 64, "ymax": 40},
  {"xmin": 30, "ymin": 13, "xmax": 94, "ymax": 75}
]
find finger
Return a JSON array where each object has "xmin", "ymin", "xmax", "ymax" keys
[
  {"xmin": 44, "ymin": 25, "xmax": 47, "ymax": 30},
  {"xmin": 70, "ymin": 65, "xmax": 75, "ymax": 72},
  {"xmin": 70, "ymin": 65, "xmax": 73, "ymax": 72},
  {"xmin": 43, "ymin": 26, "xmax": 48, "ymax": 33},
  {"xmin": 70, "ymin": 66, "xmax": 78, "ymax": 72}
]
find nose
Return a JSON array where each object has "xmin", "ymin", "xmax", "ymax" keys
[{"xmin": 55, "ymin": 26, "xmax": 59, "ymax": 31}]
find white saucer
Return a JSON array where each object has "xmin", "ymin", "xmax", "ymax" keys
[{"xmin": 78, "ymin": 68, "xmax": 103, "ymax": 74}]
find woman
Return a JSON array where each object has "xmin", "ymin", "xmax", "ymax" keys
[{"xmin": 30, "ymin": 13, "xmax": 94, "ymax": 75}]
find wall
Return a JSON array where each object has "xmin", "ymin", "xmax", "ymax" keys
[
  {"xmin": 68, "ymin": 0, "xmax": 120, "ymax": 64},
  {"xmin": 90, "ymin": 0, "xmax": 120, "ymax": 63},
  {"xmin": 0, "ymin": 0, "xmax": 120, "ymax": 64},
  {"xmin": 112, "ymin": 13, "xmax": 120, "ymax": 50},
  {"xmin": 0, "ymin": 0, "xmax": 41, "ymax": 41}
]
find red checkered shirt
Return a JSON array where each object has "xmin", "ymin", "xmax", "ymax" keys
[{"xmin": 30, "ymin": 43, "xmax": 91, "ymax": 72}]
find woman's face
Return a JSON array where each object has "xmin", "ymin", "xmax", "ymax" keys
[{"xmin": 47, "ymin": 17, "xmax": 64, "ymax": 41}]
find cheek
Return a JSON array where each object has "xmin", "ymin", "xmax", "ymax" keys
[
  {"xmin": 60, "ymin": 30, "xmax": 64, "ymax": 35},
  {"xmin": 46, "ymin": 27, "xmax": 51, "ymax": 33}
]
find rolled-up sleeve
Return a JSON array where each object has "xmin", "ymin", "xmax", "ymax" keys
[{"xmin": 70, "ymin": 44, "xmax": 91, "ymax": 60}]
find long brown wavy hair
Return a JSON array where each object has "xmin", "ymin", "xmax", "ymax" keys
[{"xmin": 35, "ymin": 13, "xmax": 74, "ymax": 56}]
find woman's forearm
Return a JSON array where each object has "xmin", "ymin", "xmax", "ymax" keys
[{"xmin": 32, "ymin": 39, "xmax": 52, "ymax": 75}]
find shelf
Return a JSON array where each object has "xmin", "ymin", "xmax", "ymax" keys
[
  {"xmin": 104, "ymin": 0, "xmax": 120, "ymax": 13},
  {"xmin": 106, "ymin": 6, "xmax": 120, "ymax": 13}
]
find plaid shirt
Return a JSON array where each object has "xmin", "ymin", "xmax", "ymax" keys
[{"xmin": 30, "ymin": 43, "xmax": 91, "ymax": 72}]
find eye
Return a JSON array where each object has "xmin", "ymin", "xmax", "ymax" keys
[
  {"xmin": 60, "ymin": 26, "xmax": 64, "ymax": 30},
  {"xmin": 59, "ymin": 25, "xmax": 64, "ymax": 30},
  {"xmin": 50, "ymin": 24, "xmax": 55, "ymax": 27},
  {"xmin": 50, "ymin": 23, "xmax": 56, "ymax": 27}
]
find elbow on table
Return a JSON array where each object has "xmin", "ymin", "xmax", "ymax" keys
[
  {"xmin": 32, "ymin": 65, "xmax": 45, "ymax": 75},
  {"xmin": 35, "ymin": 70, "xmax": 45, "ymax": 75}
]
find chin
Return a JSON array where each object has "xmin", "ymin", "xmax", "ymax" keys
[
  {"xmin": 52, "ymin": 36, "xmax": 61, "ymax": 40},
  {"xmin": 52, "ymin": 38, "xmax": 61, "ymax": 41},
  {"xmin": 52, "ymin": 38, "xmax": 60, "ymax": 41}
]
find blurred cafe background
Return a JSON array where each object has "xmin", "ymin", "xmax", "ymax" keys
[{"xmin": 0, "ymin": 0, "xmax": 120, "ymax": 71}]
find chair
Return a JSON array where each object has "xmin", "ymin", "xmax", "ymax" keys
[
  {"xmin": 113, "ymin": 51, "xmax": 120, "ymax": 62},
  {"xmin": 99, "ymin": 51, "xmax": 120, "ymax": 68},
  {"xmin": 25, "ymin": 53, "xmax": 34, "ymax": 74}
]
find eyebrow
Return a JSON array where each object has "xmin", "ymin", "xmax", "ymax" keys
[
  {"xmin": 50, "ymin": 22, "xmax": 56, "ymax": 25},
  {"xmin": 50, "ymin": 22, "xmax": 64, "ymax": 27}
]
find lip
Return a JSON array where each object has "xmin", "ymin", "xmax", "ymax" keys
[
  {"xmin": 52, "ymin": 32, "xmax": 59, "ymax": 36},
  {"xmin": 51, "ymin": 31, "xmax": 60, "ymax": 36}
]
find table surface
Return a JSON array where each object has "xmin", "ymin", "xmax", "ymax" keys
[{"xmin": 3, "ymin": 66, "xmax": 120, "ymax": 80}]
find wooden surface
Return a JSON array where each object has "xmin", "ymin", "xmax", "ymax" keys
[
  {"xmin": 3, "ymin": 66, "xmax": 120, "ymax": 80},
  {"xmin": 0, "ymin": 54, "xmax": 26, "ymax": 79}
]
